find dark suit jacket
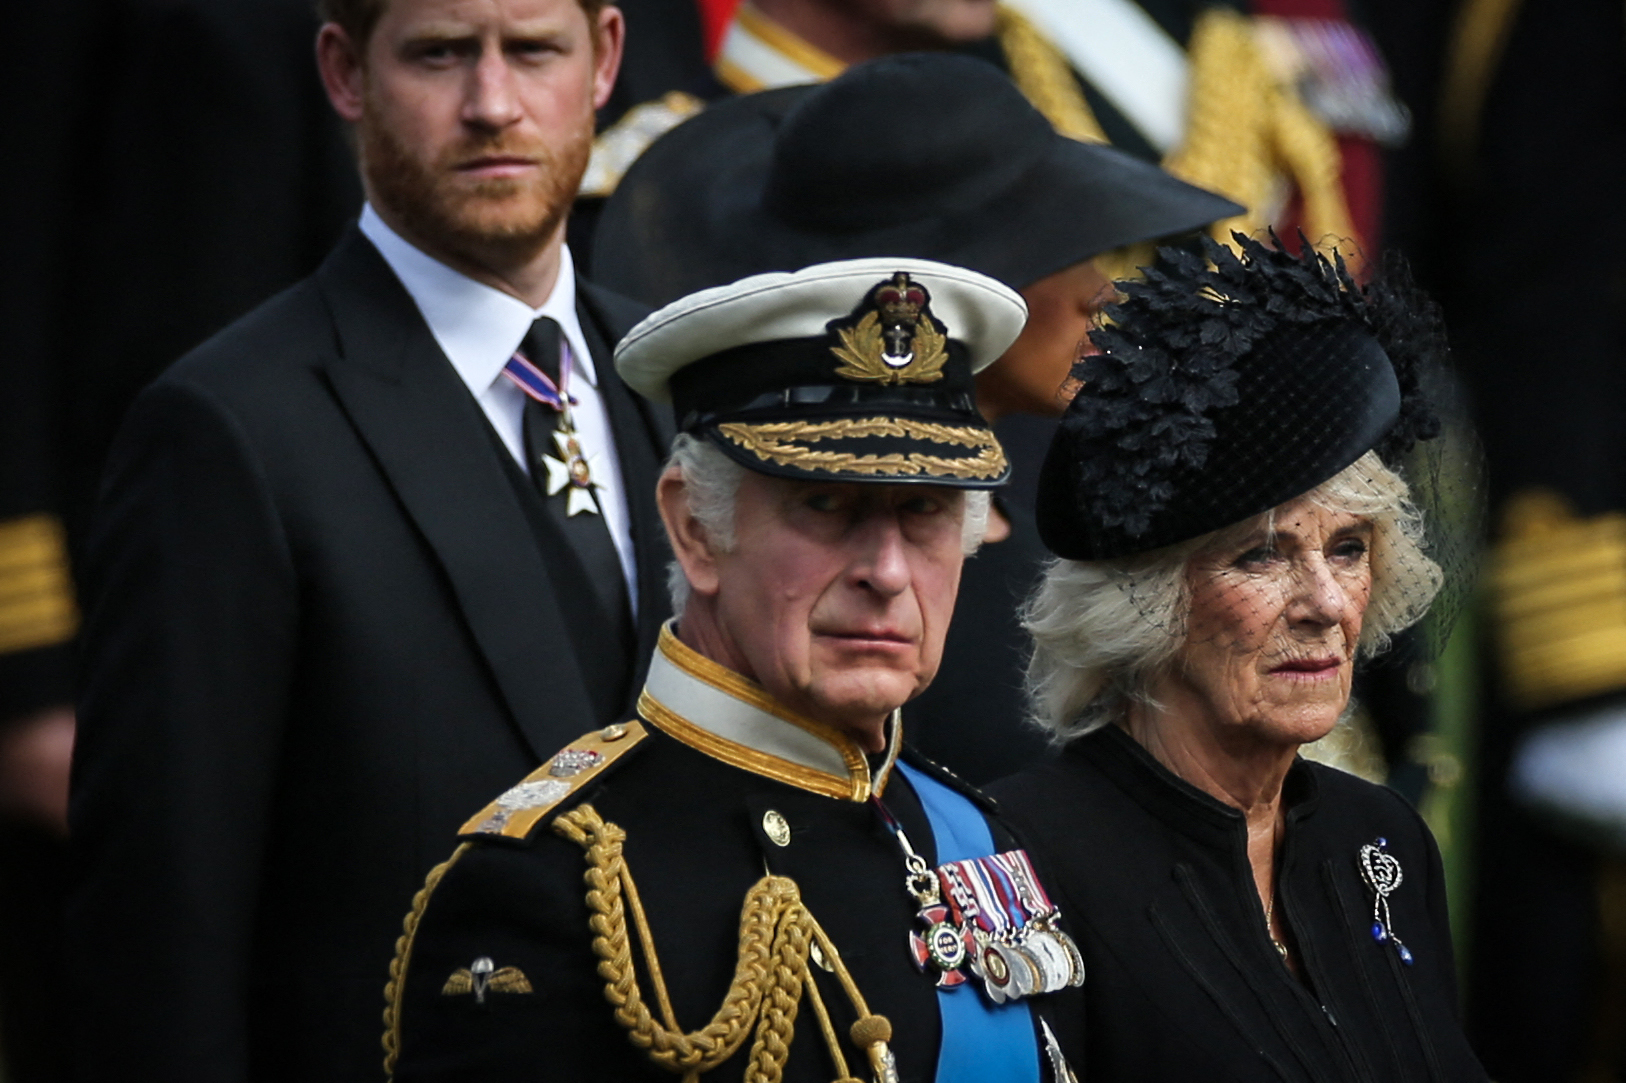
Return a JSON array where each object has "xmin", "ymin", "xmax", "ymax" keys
[
  {"xmin": 990, "ymin": 726, "xmax": 1489, "ymax": 1082},
  {"xmin": 68, "ymin": 227, "xmax": 673, "ymax": 1083}
]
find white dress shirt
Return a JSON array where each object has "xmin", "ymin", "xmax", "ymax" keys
[{"xmin": 359, "ymin": 205, "xmax": 637, "ymax": 606}]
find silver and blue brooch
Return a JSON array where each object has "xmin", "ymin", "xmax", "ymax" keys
[{"xmin": 1358, "ymin": 837, "xmax": 1413, "ymax": 965}]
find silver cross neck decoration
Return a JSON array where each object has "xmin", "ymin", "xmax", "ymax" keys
[{"xmin": 541, "ymin": 422, "xmax": 603, "ymax": 518}]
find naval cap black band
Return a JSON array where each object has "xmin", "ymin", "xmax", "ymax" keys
[{"xmin": 670, "ymin": 335, "xmax": 979, "ymax": 431}]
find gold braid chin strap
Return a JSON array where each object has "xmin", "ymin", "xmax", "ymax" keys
[{"xmin": 553, "ymin": 804, "xmax": 899, "ymax": 1083}]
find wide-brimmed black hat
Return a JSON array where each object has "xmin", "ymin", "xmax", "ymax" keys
[
  {"xmin": 616, "ymin": 257, "xmax": 1027, "ymax": 488},
  {"xmin": 592, "ymin": 53, "xmax": 1243, "ymax": 307},
  {"xmin": 1036, "ymin": 234, "xmax": 1448, "ymax": 560}
]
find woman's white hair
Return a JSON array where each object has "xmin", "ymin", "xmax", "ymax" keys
[
  {"xmin": 662, "ymin": 433, "xmax": 993, "ymax": 617},
  {"xmin": 1023, "ymin": 451, "xmax": 1443, "ymax": 740}
]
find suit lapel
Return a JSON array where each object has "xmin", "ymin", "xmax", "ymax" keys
[
  {"xmin": 577, "ymin": 282, "xmax": 675, "ymax": 672},
  {"xmin": 315, "ymin": 229, "xmax": 595, "ymax": 761}
]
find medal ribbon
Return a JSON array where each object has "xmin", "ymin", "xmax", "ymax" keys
[
  {"xmin": 502, "ymin": 338, "xmax": 580, "ymax": 412},
  {"xmin": 993, "ymin": 851, "xmax": 1056, "ymax": 918},
  {"xmin": 938, "ymin": 852, "xmax": 1054, "ymax": 938},
  {"xmin": 887, "ymin": 762, "xmax": 1043, "ymax": 1083}
]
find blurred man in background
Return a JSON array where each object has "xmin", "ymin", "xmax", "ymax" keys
[{"xmin": 1433, "ymin": 0, "xmax": 1626, "ymax": 1077}]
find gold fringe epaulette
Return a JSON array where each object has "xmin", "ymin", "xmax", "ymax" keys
[
  {"xmin": 1490, "ymin": 490, "xmax": 1626, "ymax": 711},
  {"xmin": 458, "ymin": 721, "xmax": 648, "ymax": 840}
]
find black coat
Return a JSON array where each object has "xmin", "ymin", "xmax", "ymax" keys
[
  {"xmin": 388, "ymin": 722, "xmax": 1077, "ymax": 1083},
  {"xmin": 988, "ymin": 725, "xmax": 1489, "ymax": 1083},
  {"xmin": 68, "ymin": 227, "xmax": 673, "ymax": 1083}
]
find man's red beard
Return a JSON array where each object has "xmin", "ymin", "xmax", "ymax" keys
[{"xmin": 358, "ymin": 98, "xmax": 592, "ymax": 267}]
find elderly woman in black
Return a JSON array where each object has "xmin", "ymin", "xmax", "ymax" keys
[{"xmin": 989, "ymin": 236, "xmax": 1488, "ymax": 1082}]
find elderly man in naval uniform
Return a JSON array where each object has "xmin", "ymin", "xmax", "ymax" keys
[{"xmin": 382, "ymin": 257, "xmax": 1088, "ymax": 1083}]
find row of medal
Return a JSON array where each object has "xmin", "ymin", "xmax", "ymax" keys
[{"xmin": 909, "ymin": 848, "xmax": 1086, "ymax": 1004}]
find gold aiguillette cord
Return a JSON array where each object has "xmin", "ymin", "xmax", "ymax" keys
[{"xmin": 553, "ymin": 804, "xmax": 899, "ymax": 1083}]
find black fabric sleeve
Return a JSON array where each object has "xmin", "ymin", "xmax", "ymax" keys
[
  {"xmin": 68, "ymin": 379, "xmax": 298, "ymax": 1083},
  {"xmin": 389, "ymin": 840, "xmax": 621, "ymax": 1083}
]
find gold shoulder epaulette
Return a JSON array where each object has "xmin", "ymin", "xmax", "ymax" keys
[
  {"xmin": 459, "ymin": 721, "xmax": 648, "ymax": 840},
  {"xmin": 0, "ymin": 513, "xmax": 78, "ymax": 654},
  {"xmin": 579, "ymin": 91, "xmax": 706, "ymax": 199}
]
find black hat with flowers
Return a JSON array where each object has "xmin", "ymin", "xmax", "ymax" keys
[{"xmin": 1036, "ymin": 233, "xmax": 1447, "ymax": 560}]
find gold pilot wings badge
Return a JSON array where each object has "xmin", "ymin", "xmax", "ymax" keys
[{"xmin": 829, "ymin": 272, "xmax": 950, "ymax": 385}]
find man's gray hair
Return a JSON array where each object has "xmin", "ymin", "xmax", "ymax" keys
[
  {"xmin": 663, "ymin": 433, "xmax": 992, "ymax": 617},
  {"xmin": 1023, "ymin": 451, "xmax": 1443, "ymax": 741},
  {"xmin": 663, "ymin": 435, "xmax": 747, "ymax": 618}
]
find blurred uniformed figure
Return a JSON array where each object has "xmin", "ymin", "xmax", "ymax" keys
[
  {"xmin": 1430, "ymin": 0, "xmax": 1626, "ymax": 1078},
  {"xmin": 583, "ymin": 0, "xmax": 1392, "ymax": 266},
  {"xmin": 590, "ymin": 54, "xmax": 1240, "ymax": 782},
  {"xmin": 0, "ymin": 4, "xmax": 108, "ymax": 1080},
  {"xmin": 384, "ymin": 259, "xmax": 1091, "ymax": 1082}
]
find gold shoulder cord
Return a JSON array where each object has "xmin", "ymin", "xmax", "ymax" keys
[
  {"xmin": 1437, "ymin": 0, "xmax": 1523, "ymax": 175},
  {"xmin": 995, "ymin": 6, "xmax": 1109, "ymax": 144},
  {"xmin": 553, "ymin": 804, "xmax": 898, "ymax": 1083},
  {"xmin": 1162, "ymin": 7, "xmax": 1355, "ymax": 254},
  {"xmin": 994, "ymin": 6, "xmax": 1355, "ymax": 272},
  {"xmin": 383, "ymin": 843, "xmax": 472, "ymax": 1077}
]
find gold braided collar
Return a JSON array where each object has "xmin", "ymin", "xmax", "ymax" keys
[
  {"xmin": 640, "ymin": 623, "xmax": 900, "ymax": 801},
  {"xmin": 713, "ymin": 3, "xmax": 845, "ymax": 94}
]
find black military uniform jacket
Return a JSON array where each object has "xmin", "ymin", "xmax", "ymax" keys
[
  {"xmin": 386, "ymin": 626, "xmax": 1081, "ymax": 1082},
  {"xmin": 989, "ymin": 725, "xmax": 1489, "ymax": 1082}
]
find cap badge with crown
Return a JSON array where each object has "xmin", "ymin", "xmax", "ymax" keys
[{"xmin": 829, "ymin": 272, "xmax": 949, "ymax": 385}]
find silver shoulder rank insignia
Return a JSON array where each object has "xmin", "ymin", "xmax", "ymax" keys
[
  {"xmin": 579, "ymin": 90, "xmax": 705, "ymax": 198},
  {"xmin": 829, "ymin": 272, "xmax": 950, "ymax": 386},
  {"xmin": 442, "ymin": 956, "xmax": 534, "ymax": 1004},
  {"xmin": 459, "ymin": 720, "xmax": 648, "ymax": 840}
]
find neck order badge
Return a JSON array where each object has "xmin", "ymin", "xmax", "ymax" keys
[{"xmin": 504, "ymin": 319, "xmax": 602, "ymax": 517}]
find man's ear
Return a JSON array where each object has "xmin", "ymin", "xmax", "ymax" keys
[
  {"xmin": 656, "ymin": 466, "xmax": 721, "ymax": 599},
  {"xmin": 316, "ymin": 23, "xmax": 366, "ymax": 123},
  {"xmin": 591, "ymin": 6, "xmax": 626, "ymax": 110}
]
